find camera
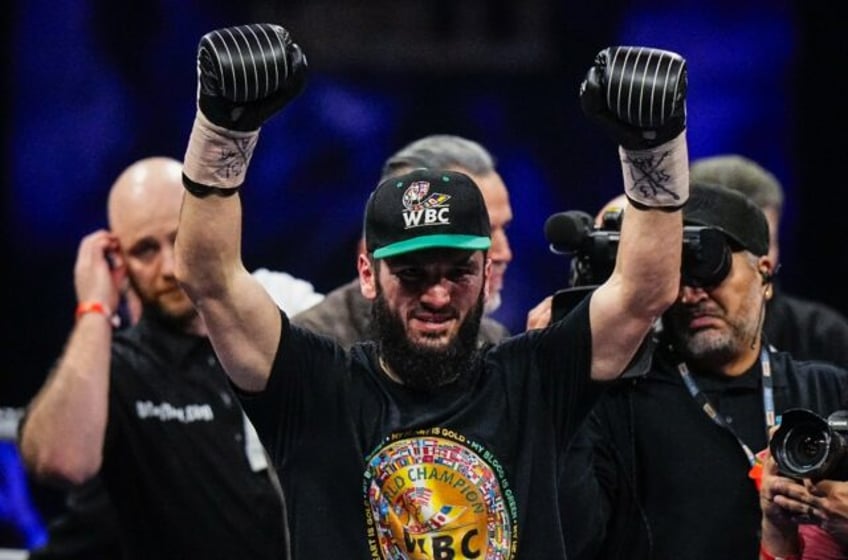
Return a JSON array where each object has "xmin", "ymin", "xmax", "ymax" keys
[
  {"xmin": 544, "ymin": 207, "xmax": 733, "ymax": 322},
  {"xmin": 770, "ymin": 408, "xmax": 848, "ymax": 481}
]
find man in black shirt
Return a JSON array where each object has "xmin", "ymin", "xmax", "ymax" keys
[
  {"xmin": 590, "ymin": 183, "xmax": 848, "ymax": 559},
  {"xmin": 174, "ymin": 23, "xmax": 690, "ymax": 558},
  {"xmin": 18, "ymin": 157, "xmax": 289, "ymax": 559}
]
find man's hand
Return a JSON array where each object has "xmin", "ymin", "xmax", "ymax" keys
[
  {"xmin": 525, "ymin": 296, "xmax": 552, "ymax": 330},
  {"xmin": 197, "ymin": 24, "xmax": 307, "ymax": 132},
  {"xmin": 580, "ymin": 46, "xmax": 689, "ymax": 209},
  {"xmin": 183, "ymin": 23, "xmax": 308, "ymax": 194},
  {"xmin": 808, "ymin": 479, "xmax": 848, "ymax": 544},
  {"xmin": 759, "ymin": 448, "xmax": 814, "ymax": 557},
  {"xmin": 74, "ymin": 230, "xmax": 125, "ymax": 320}
]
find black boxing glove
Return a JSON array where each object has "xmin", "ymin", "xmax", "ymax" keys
[
  {"xmin": 198, "ymin": 24, "xmax": 307, "ymax": 132},
  {"xmin": 183, "ymin": 23, "xmax": 308, "ymax": 196},
  {"xmin": 581, "ymin": 46, "xmax": 689, "ymax": 209}
]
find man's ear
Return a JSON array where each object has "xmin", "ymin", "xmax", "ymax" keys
[
  {"xmin": 483, "ymin": 256, "xmax": 492, "ymax": 302},
  {"xmin": 758, "ymin": 258, "xmax": 778, "ymax": 300},
  {"xmin": 358, "ymin": 253, "xmax": 377, "ymax": 300},
  {"xmin": 758, "ymin": 256, "xmax": 779, "ymax": 285}
]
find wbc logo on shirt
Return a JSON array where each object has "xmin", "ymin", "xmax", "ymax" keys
[
  {"xmin": 401, "ymin": 180, "xmax": 451, "ymax": 229},
  {"xmin": 363, "ymin": 429, "xmax": 517, "ymax": 559}
]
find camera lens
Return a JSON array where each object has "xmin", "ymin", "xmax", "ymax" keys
[
  {"xmin": 779, "ymin": 425, "xmax": 831, "ymax": 474},
  {"xmin": 772, "ymin": 408, "xmax": 848, "ymax": 481}
]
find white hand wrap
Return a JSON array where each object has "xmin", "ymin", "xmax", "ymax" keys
[
  {"xmin": 619, "ymin": 132, "xmax": 689, "ymax": 209},
  {"xmin": 183, "ymin": 110, "xmax": 260, "ymax": 189}
]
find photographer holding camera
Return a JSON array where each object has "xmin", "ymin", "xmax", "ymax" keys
[
  {"xmin": 757, "ymin": 412, "xmax": 848, "ymax": 558},
  {"xmin": 585, "ymin": 183, "xmax": 848, "ymax": 559},
  {"xmin": 760, "ymin": 455, "xmax": 848, "ymax": 560}
]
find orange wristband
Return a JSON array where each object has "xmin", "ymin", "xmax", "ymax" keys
[{"xmin": 75, "ymin": 301, "xmax": 118, "ymax": 327}]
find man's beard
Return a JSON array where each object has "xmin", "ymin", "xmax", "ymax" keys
[
  {"xmin": 131, "ymin": 278, "xmax": 198, "ymax": 331},
  {"xmin": 371, "ymin": 287, "xmax": 484, "ymax": 392},
  {"xmin": 667, "ymin": 320, "xmax": 739, "ymax": 368},
  {"xmin": 664, "ymin": 295, "xmax": 763, "ymax": 370},
  {"xmin": 142, "ymin": 301, "xmax": 198, "ymax": 331},
  {"xmin": 484, "ymin": 290, "xmax": 501, "ymax": 314}
]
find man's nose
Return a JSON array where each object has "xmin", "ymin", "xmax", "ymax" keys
[
  {"xmin": 161, "ymin": 245, "xmax": 177, "ymax": 276},
  {"xmin": 679, "ymin": 284, "xmax": 708, "ymax": 304},
  {"xmin": 420, "ymin": 279, "xmax": 452, "ymax": 307}
]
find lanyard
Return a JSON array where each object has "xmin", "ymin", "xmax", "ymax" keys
[{"xmin": 677, "ymin": 348, "xmax": 775, "ymax": 467}]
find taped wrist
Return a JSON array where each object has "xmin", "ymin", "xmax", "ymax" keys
[
  {"xmin": 183, "ymin": 110, "xmax": 260, "ymax": 190},
  {"xmin": 619, "ymin": 132, "xmax": 689, "ymax": 210}
]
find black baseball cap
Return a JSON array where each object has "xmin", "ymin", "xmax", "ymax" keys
[
  {"xmin": 683, "ymin": 182, "xmax": 769, "ymax": 256},
  {"xmin": 364, "ymin": 168, "xmax": 492, "ymax": 259}
]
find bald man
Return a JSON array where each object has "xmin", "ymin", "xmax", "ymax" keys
[{"xmin": 18, "ymin": 157, "xmax": 294, "ymax": 559}]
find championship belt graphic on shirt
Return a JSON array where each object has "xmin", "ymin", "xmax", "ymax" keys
[{"xmin": 364, "ymin": 430, "xmax": 516, "ymax": 559}]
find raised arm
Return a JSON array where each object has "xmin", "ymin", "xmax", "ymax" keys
[
  {"xmin": 19, "ymin": 230, "xmax": 122, "ymax": 485},
  {"xmin": 580, "ymin": 46, "xmax": 687, "ymax": 380},
  {"xmin": 175, "ymin": 24, "xmax": 307, "ymax": 392}
]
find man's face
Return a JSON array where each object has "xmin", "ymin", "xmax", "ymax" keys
[
  {"xmin": 117, "ymin": 198, "xmax": 197, "ymax": 328},
  {"xmin": 459, "ymin": 170, "xmax": 512, "ymax": 313},
  {"xmin": 664, "ymin": 251, "xmax": 769, "ymax": 369},
  {"xmin": 368, "ymin": 248, "xmax": 488, "ymax": 389}
]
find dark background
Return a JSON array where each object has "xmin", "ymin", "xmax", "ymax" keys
[{"xmin": 2, "ymin": 0, "xmax": 843, "ymax": 547}]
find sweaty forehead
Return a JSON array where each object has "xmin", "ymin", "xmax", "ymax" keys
[
  {"xmin": 114, "ymin": 188, "xmax": 179, "ymax": 223},
  {"xmin": 108, "ymin": 158, "xmax": 182, "ymax": 218},
  {"xmin": 110, "ymin": 192, "xmax": 182, "ymax": 251}
]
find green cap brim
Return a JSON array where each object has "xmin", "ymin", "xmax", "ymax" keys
[{"xmin": 373, "ymin": 234, "xmax": 491, "ymax": 259}]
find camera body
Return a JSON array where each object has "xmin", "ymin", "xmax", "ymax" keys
[
  {"xmin": 546, "ymin": 208, "xmax": 733, "ymax": 322},
  {"xmin": 565, "ymin": 208, "xmax": 731, "ymax": 289},
  {"xmin": 770, "ymin": 408, "xmax": 848, "ymax": 481}
]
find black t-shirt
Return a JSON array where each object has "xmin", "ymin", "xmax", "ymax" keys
[
  {"xmin": 242, "ymin": 296, "xmax": 601, "ymax": 559},
  {"xmin": 100, "ymin": 315, "xmax": 287, "ymax": 559},
  {"xmin": 591, "ymin": 344, "xmax": 848, "ymax": 560},
  {"xmin": 766, "ymin": 290, "xmax": 848, "ymax": 369},
  {"xmin": 27, "ymin": 477, "xmax": 124, "ymax": 560}
]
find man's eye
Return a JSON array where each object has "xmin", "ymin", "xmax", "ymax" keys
[
  {"xmin": 396, "ymin": 269, "xmax": 422, "ymax": 282},
  {"xmin": 448, "ymin": 267, "xmax": 476, "ymax": 281},
  {"xmin": 130, "ymin": 243, "xmax": 158, "ymax": 261}
]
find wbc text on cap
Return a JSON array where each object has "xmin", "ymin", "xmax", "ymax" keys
[{"xmin": 365, "ymin": 168, "xmax": 492, "ymax": 259}]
